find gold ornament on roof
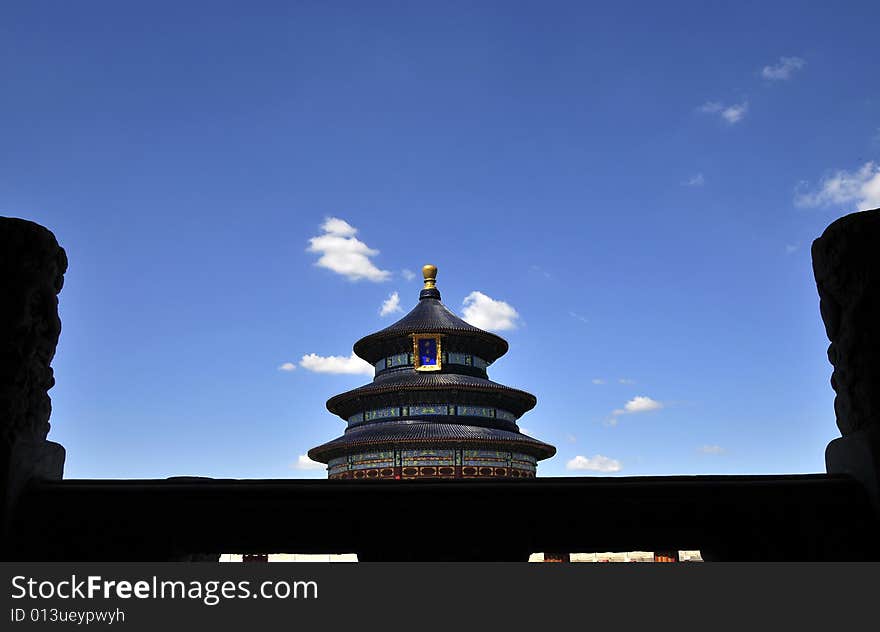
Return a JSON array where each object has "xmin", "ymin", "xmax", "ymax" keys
[{"xmin": 422, "ymin": 264, "xmax": 437, "ymax": 290}]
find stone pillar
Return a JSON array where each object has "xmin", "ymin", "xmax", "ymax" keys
[
  {"xmin": 653, "ymin": 550, "xmax": 679, "ymax": 563},
  {"xmin": 542, "ymin": 552, "xmax": 570, "ymax": 562},
  {"xmin": 0, "ymin": 217, "xmax": 67, "ymax": 556},
  {"xmin": 812, "ymin": 208, "xmax": 880, "ymax": 513}
]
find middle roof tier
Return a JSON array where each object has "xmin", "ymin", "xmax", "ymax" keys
[{"xmin": 325, "ymin": 371, "xmax": 538, "ymax": 421}]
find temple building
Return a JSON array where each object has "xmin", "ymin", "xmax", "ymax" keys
[{"xmin": 308, "ymin": 265, "xmax": 556, "ymax": 479}]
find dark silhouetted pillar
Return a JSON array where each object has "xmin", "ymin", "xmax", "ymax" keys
[
  {"xmin": 0, "ymin": 217, "xmax": 67, "ymax": 557},
  {"xmin": 813, "ymin": 207, "xmax": 880, "ymax": 513}
]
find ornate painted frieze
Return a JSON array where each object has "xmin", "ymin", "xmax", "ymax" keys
[
  {"xmin": 327, "ymin": 449, "xmax": 537, "ymax": 479},
  {"xmin": 348, "ymin": 404, "xmax": 518, "ymax": 425},
  {"xmin": 375, "ymin": 351, "xmax": 490, "ymax": 373}
]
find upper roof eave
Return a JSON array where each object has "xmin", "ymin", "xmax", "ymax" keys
[{"xmin": 353, "ymin": 298, "xmax": 509, "ymax": 363}]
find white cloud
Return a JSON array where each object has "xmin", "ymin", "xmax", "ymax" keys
[
  {"xmin": 278, "ymin": 362, "xmax": 297, "ymax": 372},
  {"xmin": 461, "ymin": 291, "xmax": 520, "ymax": 331},
  {"xmin": 566, "ymin": 454, "xmax": 622, "ymax": 473},
  {"xmin": 292, "ymin": 454, "xmax": 325, "ymax": 470},
  {"xmin": 619, "ymin": 396, "xmax": 663, "ymax": 414},
  {"xmin": 795, "ymin": 162, "xmax": 880, "ymax": 211},
  {"xmin": 761, "ymin": 56, "xmax": 805, "ymax": 81},
  {"xmin": 721, "ymin": 103, "xmax": 748, "ymax": 124},
  {"xmin": 401, "ymin": 268, "xmax": 416, "ymax": 281},
  {"xmin": 700, "ymin": 100, "xmax": 748, "ymax": 124},
  {"xmin": 618, "ymin": 378, "xmax": 636, "ymax": 385},
  {"xmin": 592, "ymin": 378, "xmax": 606, "ymax": 385},
  {"xmin": 306, "ymin": 217, "xmax": 391, "ymax": 282},
  {"xmin": 609, "ymin": 395, "xmax": 663, "ymax": 425},
  {"xmin": 379, "ymin": 291, "xmax": 402, "ymax": 317},
  {"xmin": 299, "ymin": 352, "xmax": 374, "ymax": 376},
  {"xmin": 320, "ymin": 217, "xmax": 357, "ymax": 237},
  {"xmin": 683, "ymin": 173, "xmax": 705, "ymax": 187},
  {"xmin": 519, "ymin": 427, "xmax": 533, "ymax": 436},
  {"xmin": 698, "ymin": 445, "xmax": 726, "ymax": 455}
]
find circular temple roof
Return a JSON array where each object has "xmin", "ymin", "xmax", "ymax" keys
[
  {"xmin": 352, "ymin": 266, "xmax": 509, "ymax": 364},
  {"xmin": 309, "ymin": 264, "xmax": 555, "ymax": 467}
]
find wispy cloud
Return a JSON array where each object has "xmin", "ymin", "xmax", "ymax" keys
[
  {"xmin": 683, "ymin": 173, "xmax": 705, "ymax": 187},
  {"xmin": 530, "ymin": 265, "xmax": 553, "ymax": 280},
  {"xmin": 700, "ymin": 100, "xmax": 748, "ymax": 124},
  {"xmin": 379, "ymin": 291, "xmax": 402, "ymax": 317},
  {"xmin": 608, "ymin": 395, "xmax": 663, "ymax": 425},
  {"xmin": 592, "ymin": 378, "xmax": 606, "ymax": 385},
  {"xmin": 566, "ymin": 454, "xmax": 622, "ymax": 473},
  {"xmin": 299, "ymin": 352, "xmax": 374, "ymax": 376},
  {"xmin": 618, "ymin": 378, "xmax": 636, "ymax": 385},
  {"xmin": 278, "ymin": 362, "xmax": 297, "ymax": 372},
  {"xmin": 401, "ymin": 268, "xmax": 416, "ymax": 281},
  {"xmin": 785, "ymin": 243, "xmax": 799, "ymax": 255},
  {"xmin": 291, "ymin": 454, "xmax": 325, "ymax": 470},
  {"xmin": 795, "ymin": 161, "xmax": 880, "ymax": 211},
  {"xmin": 569, "ymin": 310, "xmax": 589, "ymax": 324},
  {"xmin": 761, "ymin": 56, "xmax": 805, "ymax": 81},
  {"xmin": 306, "ymin": 217, "xmax": 391, "ymax": 282},
  {"xmin": 697, "ymin": 445, "xmax": 726, "ymax": 455},
  {"xmin": 461, "ymin": 291, "xmax": 520, "ymax": 331}
]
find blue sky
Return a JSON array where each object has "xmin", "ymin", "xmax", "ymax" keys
[{"xmin": 3, "ymin": 1, "xmax": 879, "ymax": 479}]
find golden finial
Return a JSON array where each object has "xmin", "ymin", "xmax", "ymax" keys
[{"xmin": 422, "ymin": 264, "xmax": 437, "ymax": 289}]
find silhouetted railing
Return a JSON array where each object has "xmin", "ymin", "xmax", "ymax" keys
[{"xmin": 8, "ymin": 474, "xmax": 877, "ymax": 561}]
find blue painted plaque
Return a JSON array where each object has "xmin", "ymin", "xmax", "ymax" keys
[{"xmin": 418, "ymin": 337, "xmax": 438, "ymax": 366}]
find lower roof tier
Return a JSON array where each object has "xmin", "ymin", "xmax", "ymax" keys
[{"xmin": 308, "ymin": 420, "xmax": 556, "ymax": 463}]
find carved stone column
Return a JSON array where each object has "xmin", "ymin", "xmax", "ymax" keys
[
  {"xmin": 812, "ymin": 207, "xmax": 880, "ymax": 513},
  {"xmin": 653, "ymin": 550, "xmax": 679, "ymax": 563},
  {"xmin": 0, "ymin": 217, "xmax": 67, "ymax": 555}
]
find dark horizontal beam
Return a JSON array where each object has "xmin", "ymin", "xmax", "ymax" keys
[{"xmin": 10, "ymin": 474, "xmax": 879, "ymax": 561}]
